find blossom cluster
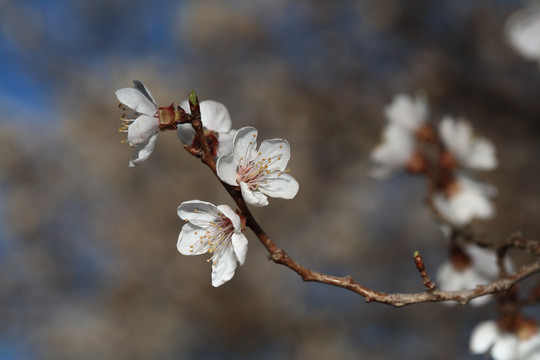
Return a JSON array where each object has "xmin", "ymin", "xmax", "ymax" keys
[
  {"xmin": 371, "ymin": 93, "xmax": 498, "ymax": 228},
  {"xmin": 457, "ymin": 7, "xmax": 540, "ymax": 359},
  {"xmin": 116, "ymin": 82, "xmax": 299, "ymax": 286},
  {"xmin": 369, "ymin": 86, "xmax": 539, "ymax": 359}
]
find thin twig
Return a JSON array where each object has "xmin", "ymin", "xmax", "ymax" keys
[
  {"xmin": 192, "ymin": 121, "xmax": 540, "ymax": 308},
  {"xmin": 414, "ymin": 251, "xmax": 437, "ymax": 292}
]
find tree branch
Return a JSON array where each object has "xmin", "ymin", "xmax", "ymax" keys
[{"xmin": 193, "ymin": 123, "xmax": 540, "ymax": 308}]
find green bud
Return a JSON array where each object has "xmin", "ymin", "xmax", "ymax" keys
[{"xmin": 189, "ymin": 90, "xmax": 198, "ymax": 106}]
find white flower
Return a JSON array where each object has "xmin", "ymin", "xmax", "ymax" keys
[
  {"xmin": 439, "ymin": 116, "xmax": 497, "ymax": 170},
  {"xmin": 216, "ymin": 127, "xmax": 299, "ymax": 207},
  {"xmin": 385, "ymin": 93, "xmax": 429, "ymax": 132},
  {"xmin": 436, "ymin": 244, "xmax": 513, "ymax": 306},
  {"xmin": 116, "ymin": 80, "xmax": 178, "ymax": 167},
  {"xmin": 505, "ymin": 4, "xmax": 540, "ymax": 65},
  {"xmin": 433, "ymin": 175, "xmax": 496, "ymax": 226},
  {"xmin": 470, "ymin": 320, "xmax": 540, "ymax": 360},
  {"xmin": 370, "ymin": 125, "xmax": 416, "ymax": 178},
  {"xmin": 371, "ymin": 93, "xmax": 429, "ymax": 178},
  {"xmin": 177, "ymin": 200, "xmax": 248, "ymax": 287},
  {"xmin": 177, "ymin": 100, "xmax": 236, "ymax": 157}
]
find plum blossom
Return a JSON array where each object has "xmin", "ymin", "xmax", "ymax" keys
[
  {"xmin": 371, "ymin": 93, "xmax": 430, "ymax": 177},
  {"xmin": 370, "ymin": 125, "xmax": 416, "ymax": 178},
  {"xmin": 436, "ymin": 244, "xmax": 514, "ymax": 306},
  {"xmin": 177, "ymin": 200, "xmax": 248, "ymax": 287},
  {"xmin": 177, "ymin": 100, "xmax": 236, "ymax": 157},
  {"xmin": 433, "ymin": 175, "xmax": 496, "ymax": 226},
  {"xmin": 439, "ymin": 116, "xmax": 497, "ymax": 171},
  {"xmin": 470, "ymin": 319, "xmax": 540, "ymax": 360},
  {"xmin": 116, "ymin": 80, "xmax": 179, "ymax": 167},
  {"xmin": 216, "ymin": 127, "xmax": 299, "ymax": 207},
  {"xmin": 384, "ymin": 92, "xmax": 429, "ymax": 132},
  {"xmin": 505, "ymin": 4, "xmax": 540, "ymax": 66}
]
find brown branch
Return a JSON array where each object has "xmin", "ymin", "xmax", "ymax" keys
[
  {"xmin": 225, "ymin": 176, "xmax": 540, "ymax": 307},
  {"xmin": 257, "ymin": 231, "xmax": 540, "ymax": 307},
  {"xmin": 190, "ymin": 119, "xmax": 540, "ymax": 307},
  {"xmin": 413, "ymin": 251, "xmax": 436, "ymax": 292}
]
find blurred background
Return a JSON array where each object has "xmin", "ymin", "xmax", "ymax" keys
[{"xmin": 1, "ymin": 0, "xmax": 540, "ymax": 359}]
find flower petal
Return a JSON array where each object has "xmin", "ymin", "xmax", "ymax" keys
[
  {"xmin": 199, "ymin": 100, "xmax": 232, "ymax": 133},
  {"xmin": 127, "ymin": 115, "xmax": 159, "ymax": 147},
  {"xmin": 233, "ymin": 127, "xmax": 259, "ymax": 164},
  {"xmin": 439, "ymin": 117, "xmax": 497, "ymax": 171},
  {"xmin": 466, "ymin": 244, "xmax": 500, "ymax": 280},
  {"xmin": 370, "ymin": 124, "xmax": 414, "ymax": 177},
  {"xmin": 385, "ymin": 93, "xmax": 428, "ymax": 132},
  {"xmin": 216, "ymin": 204, "xmax": 241, "ymax": 232},
  {"xmin": 505, "ymin": 5, "xmax": 540, "ymax": 62},
  {"xmin": 211, "ymin": 244, "xmax": 237, "ymax": 287},
  {"xmin": 177, "ymin": 200, "xmax": 220, "ymax": 226},
  {"xmin": 132, "ymin": 80, "xmax": 157, "ymax": 105},
  {"xmin": 217, "ymin": 129, "xmax": 236, "ymax": 156},
  {"xmin": 178, "ymin": 99, "xmax": 232, "ymax": 137},
  {"xmin": 240, "ymin": 181, "xmax": 268, "ymax": 207},
  {"xmin": 491, "ymin": 334, "xmax": 518, "ymax": 360},
  {"xmin": 466, "ymin": 138, "xmax": 497, "ymax": 170},
  {"xmin": 434, "ymin": 177, "xmax": 496, "ymax": 226},
  {"xmin": 258, "ymin": 139, "xmax": 291, "ymax": 171},
  {"xmin": 436, "ymin": 262, "xmax": 463, "ymax": 291},
  {"xmin": 177, "ymin": 123, "xmax": 196, "ymax": 145},
  {"xmin": 177, "ymin": 222, "xmax": 210, "ymax": 256},
  {"xmin": 115, "ymin": 88, "xmax": 157, "ymax": 116},
  {"xmin": 518, "ymin": 333, "xmax": 540, "ymax": 359},
  {"xmin": 231, "ymin": 233, "xmax": 248, "ymax": 265},
  {"xmin": 449, "ymin": 186, "xmax": 494, "ymax": 225},
  {"xmin": 216, "ymin": 154, "xmax": 239, "ymax": 186},
  {"xmin": 470, "ymin": 321, "xmax": 499, "ymax": 354},
  {"xmin": 257, "ymin": 173, "xmax": 299, "ymax": 199},
  {"xmin": 128, "ymin": 132, "xmax": 159, "ymax": 167}
]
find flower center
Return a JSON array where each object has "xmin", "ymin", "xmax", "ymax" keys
[
  {"xmin": 188, "ymin": 214, "xmax": 235, "ymax": 265},
  {"xmin": 236, "ymin": 144, "xmax": 288, "ymax": 189}
]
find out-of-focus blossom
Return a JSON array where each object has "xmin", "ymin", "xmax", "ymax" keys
[
  {"xmin": 439, "ymin": 116, "xmax": 497, "ymax": 170},
  {"xmin": 470, "ymin": 319, "xmax": 540, "ymax": 360},
  {"xmin": 177, "ymin": 100, "xmax": 236, "ymax": 157},
  {"xmin": 216, "ymin": 126, "xmax": 299, "ymax": 207},
  {"xmin": 433, "ymin": 176, "xmax": 496, "ymax": 226},
  {"xmin": 505, "ymin": 4, "xmax": 540, "ymax": 65},
  {"xmin": 384, "ymin": 93, "xmax": 429, "ymax": 132},
  {"xmin": 177, "ymin": 200, "xmax": 248, "ymax": 287},
  {"xmin": 116, "ymin": 80, "xmax": 179, "ymax": 167},
  {"xmin": 436, "ymin": 243, "xmax": 513, "ymax": 306},
  {"xmin": 370, "ymin": 125, "xmax": 415, "ymax": 178},
  {"xmin": 371, "ymin": 93, "xmax": 430, "ymax": 177}
]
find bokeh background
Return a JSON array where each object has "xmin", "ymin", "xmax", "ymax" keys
[{"xmin": 2, "ymin": 0, "xmax": 540, "ymax": 359}]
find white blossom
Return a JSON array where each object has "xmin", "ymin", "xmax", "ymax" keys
[
  {"xmin": 177, "ymin": 100, "xmax": 236, "ymax": 157},
  {"xmin": 385, "ymin": 93, "xmax": 429, "ymax": 132},
  {"xmin": 216, "ymin": 127, "xmax": 299, "ymax": 207},
  {"xmin": 505, "ymin": 4, "xmax": 540, "ymax": 65},
  {"xmin": 177, "ymin": 200, "xmax": 248, "ymax": 287},
  {"xmin": 436, "ymin": 244, "xmax": 514, "ymax": 306},
  {"xmin": 371, "ymin": 93, "xmax": 428, "ymax": 177},
  {"xmin": 470, "ymin": 320, "xmax": 540, "ymax": 360},
  {"xmin": 116, "ymin": 81, "xmax": 178, "ymax": 167},
  {"xmin": 439, "ymin": 116, "xmax": 497, "ymax": 170},
  {"xmin": 370, "ymin": 124, "xmax": 415, "ymax": 178},
  {"xmin": 433, "ymin": 176, "xmax": 496, "ymax": 226}
]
